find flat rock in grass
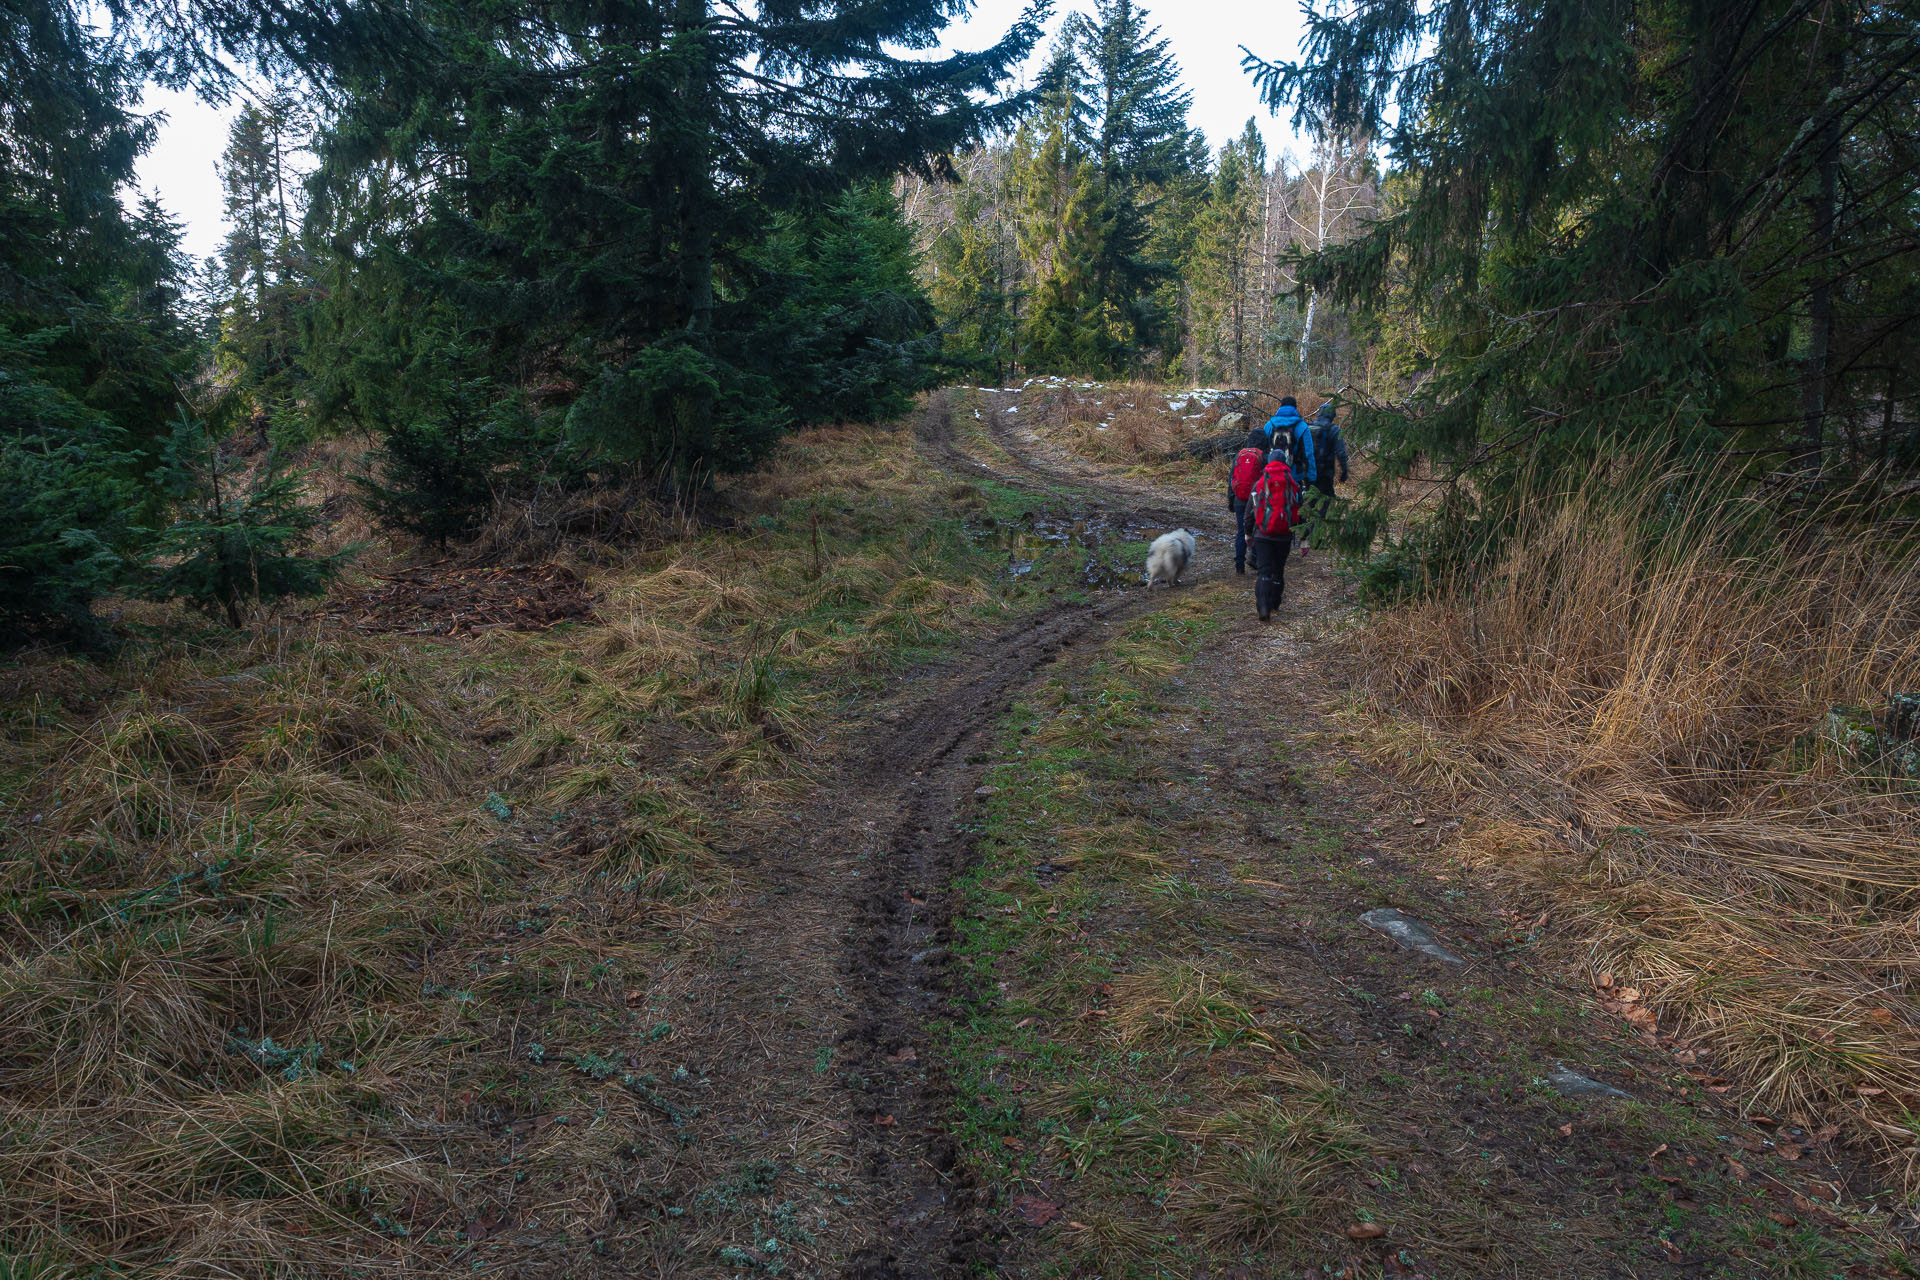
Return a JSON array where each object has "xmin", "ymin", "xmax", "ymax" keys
[
  {"xmin": 1359, "ymin": 908, "xmax": 1463, "ymax": 965},
  {"xmin": 1548, "ymin": 1063, "xmax": 1633, "ymax": 1100}
]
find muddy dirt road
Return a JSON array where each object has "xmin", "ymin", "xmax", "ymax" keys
[
  {"xmin": 816, "ymin": 391, "xmax": 1325, "ymax": 1276},
  {"xmin": 696, "ymin": 388, "xmax": 1905, "ymax": 1279},
  {"xmin": 832, "ymin": 392, "xmax": 1228, "ymax": 1275}
]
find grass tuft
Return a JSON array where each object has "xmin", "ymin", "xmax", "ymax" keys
[{"xmin": 1108, "ymin": 960, "xmax": 1284, "ymax": 1051}]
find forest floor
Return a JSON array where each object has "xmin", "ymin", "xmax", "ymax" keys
[{"xmin": 1, "ymin": 384, "xmax": 1912, "ymax": 1279}]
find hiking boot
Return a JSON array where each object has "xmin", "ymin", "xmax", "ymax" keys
[
  {"xmin": 1257, "ymin": 610, "xmax": 1271, "ymax": 622},
  {"xmin": 1235, "ymin": 565, "xmax": 1246, "ymax": 575}
]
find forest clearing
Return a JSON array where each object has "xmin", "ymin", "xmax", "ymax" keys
[
  {"xmin": 6, "ymin": 0, "xmax": 1919, "ymax": 1276},
  {"xmin": 2, "ymin": 384, "xmax": 1914, "ymax": 1276}
]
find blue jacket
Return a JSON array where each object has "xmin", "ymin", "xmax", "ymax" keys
[{"xmin": 1261, "ymin": 407, "xmax": 1316, "ymax": 485}]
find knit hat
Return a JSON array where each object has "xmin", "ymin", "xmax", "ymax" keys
[
  {"xmin": 1279, "ymin": 396, "xmax": 1297, "ymax": 408},
  {"xmin": 1267, "ymin": 449, "xmax": 1289, "ymax": 464},
  {"xmin": 1245, "ymin": 428, "xmax": 1268, "ymax": 450},
  {"xmin": 1315, "ymin": 402, "xmax": 1335, "ymax": 422}
]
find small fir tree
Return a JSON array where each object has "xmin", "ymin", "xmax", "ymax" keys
[
  {"xmin": 0, "ymin": 371, "xmax": 141, "ymax": 641},
  {"xmin": 763, "ymin": 183, "xmax": 940, "ymax": 425},
  {"xmin": 145, "ymin": 414, "xmax": 349, "ymax": 628},
  {"xmin": 354, "ymin": 341, "xmax": 542, "ymax": 548}
]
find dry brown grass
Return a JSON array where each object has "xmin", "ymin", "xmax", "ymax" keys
[
  {"xmin": 1351, "ymin": 479, "xmax": 1920, "ymax": 1175},
  {"xmin": 0, "ymin": 626, "xmax": 516, "ymax": 1272},
  {"xmin": 0, "ymin": 419, "xmax": 1012, "ymax": 1273}
]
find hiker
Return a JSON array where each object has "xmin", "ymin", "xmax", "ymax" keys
[
  {"xmin": 1227, "ymin": 427, "xmax": 1268, "ymax": 575},
  {"xmin": 1301, "ymin": 401, "xmax": 1350, "ymax": 551},
  {"xmin": 1241, "ymin": 447, "xmax": 1302, "ymax": 622},
  {"xmin": 1261, "ymin": 396, "xmax": 1316, "ymax": 509}
]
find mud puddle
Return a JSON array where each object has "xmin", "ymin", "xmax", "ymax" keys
[{"xmin": 967, "ymin": 512, "xmax": 1171, "ymax": 590}]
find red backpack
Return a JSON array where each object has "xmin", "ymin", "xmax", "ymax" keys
[
  {"xmin": 1248, "ymin": 462, "xmax": 1301, "ymax": 536},
  {"xmin": 1230, "ymin": 447, "xmax": 1265, "ymax": 500}
]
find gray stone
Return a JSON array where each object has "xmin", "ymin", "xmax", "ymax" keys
[
  {"xmin": 1547, "ymin": 1064, "xmax": 1633, "ymax": 1100},
  {"xmin": 1216, "ymin": 412, "xmax": 1247, "ymax": 434},
  {"xmin": 1359, "ymin": 908, "xmax": 1464, "ymax": 964},
  {"xmin": 1825, "ymin": 700, "xmax": 1920, "ymax": 780}
]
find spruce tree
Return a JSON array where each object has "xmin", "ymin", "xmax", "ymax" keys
[
  {"xmin": 1024, "ymin": 165, "xmax": 1131, "ymax": 375},
  {"xmin": 1, "ymin": 0, "xmax": 204, "ymax": 641},
  {"xmin": 1011, "ymin": 1, "xmax": 1204, "ymax": 375},
  {"xmin": 1072, "ymin": 0, "xmax": 1200, "ymax": 182},
  {"xmin": 214, "ymin": 87, "xmax": 315, "ymax": 444},
  {"xmin": 308, "ymin": 0, "xmax": 1043, "ymax": 495},
  {"xmin": 762, "ymin": 183, "xmax": 940, "ymax": 426},
  {"xmin": 347, "ymin": 331, "xmax": 551, "ymax": 548},
  {"xmin": 1013, "ymin": 53, "xmax": 1112, "ymax": 373},
  {"xmin": 1248, "ymin": 0, "xmax": 1920, "ymax": 552},
  {"xmin": 145, "ymin": 414, "xmax": 349, "ymax": 628}
]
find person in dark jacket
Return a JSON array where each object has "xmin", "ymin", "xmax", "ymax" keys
[
  {"xmin": 1301, "ymin": 402, "xmax": 1351, "ymax": 550},
  {"xmin": 1226, "ymin": 427, "xmax": 1267, "ymax": 575}
]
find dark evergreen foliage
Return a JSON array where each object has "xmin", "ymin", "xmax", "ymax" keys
[
  {"xmin": 308, "ymin": 0, "xmax": 1042, "ymax": 496},
  {"xmin": 1006, "ymin": 0, "xmax": 1205, "ymax": 374},
  {"xmin": 350, "ymin": 336, "xmax": 555, "ymax": 548},
  {"xmin": 0, "ymin": 394, "xmax": 141, "ymax": 639},
  {"xmin": 1, "ymin": 0, "xmax": 205, "ymax": 640},
  {"xmin": 212, "ymin": 86, "xmax": 314, "ymax": 445},
  {"xmin": 761, "ymin": 183, "xmax": 941, "ymax": 427},
  {"xmin": 1247, "ymin": 0, "xmax": 1920, "ymax": 572},
  {"xmin": 145, "ymin": 414, "xmax": 349, "ymax": 627}
]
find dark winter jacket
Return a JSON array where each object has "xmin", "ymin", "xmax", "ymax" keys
[
  {"xmin": 1262, "ymin": 406, "xmax": 1316, "ymax": 485},
  {"xmin": 1311, "ymin": 412, "xmax": 1350, "ymax": 484}
]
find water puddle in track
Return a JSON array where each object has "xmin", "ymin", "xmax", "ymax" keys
[{"xmin": 967, "ymin": 512, "xmax": 1171, "ymax": 590}]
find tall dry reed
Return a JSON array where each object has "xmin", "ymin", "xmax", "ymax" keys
[{"xmin": 1355, "ymin": 478, "xmax": 1920, "ymax": 1176}]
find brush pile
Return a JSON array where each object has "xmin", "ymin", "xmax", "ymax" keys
[
  {"xmin": 312, "ymin": 562, "xmax": 598, "ymax": 635},
  {"xmin": 1353, "ymin": 481, "xmax": 1920, "ymax": 1177}
]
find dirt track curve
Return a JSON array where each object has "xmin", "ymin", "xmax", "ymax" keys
[
  {"xmin": 830, "ymin": 391, "xmax": 1248, "ymax": 1276},
  {"xmin": 762, "ymin": 389, "xmax": 1913, "ymax": 1280}
]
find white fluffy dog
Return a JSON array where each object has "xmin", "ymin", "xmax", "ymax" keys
[{"xmin": 1144, "ymin": 529, "xmax": 1197, "ymax": 589}]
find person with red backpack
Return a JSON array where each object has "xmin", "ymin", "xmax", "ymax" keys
[
  {"xmin": 1241, "ymin": 448, "xmax": 1302, "ymax": 621},
  {"xmin": 1227, "ymin": 428, "xmax": 1268, "ymax": 575}
]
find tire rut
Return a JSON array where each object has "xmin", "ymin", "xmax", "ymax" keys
[{"xmin": 835, "ymin": 392, "xmax": 1189, "ymax": 1276}]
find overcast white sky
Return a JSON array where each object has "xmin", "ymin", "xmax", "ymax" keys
[{"xmin": 131, "ymin": 0, "xmax": 1310, "ymax": 261}]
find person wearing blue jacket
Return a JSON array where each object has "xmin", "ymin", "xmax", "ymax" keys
[{"xmin": 1262, "ymin": 398, "xmax": 1317, "ymax": 490}]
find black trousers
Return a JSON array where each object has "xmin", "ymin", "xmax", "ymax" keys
[
  {"xmin": 1251, "ymin": 533, "xmax": 1292, "ymax": 616},
  {"xmin": 1231, "ymin": 498, "xmax": 1248, "ymax": 571}
]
